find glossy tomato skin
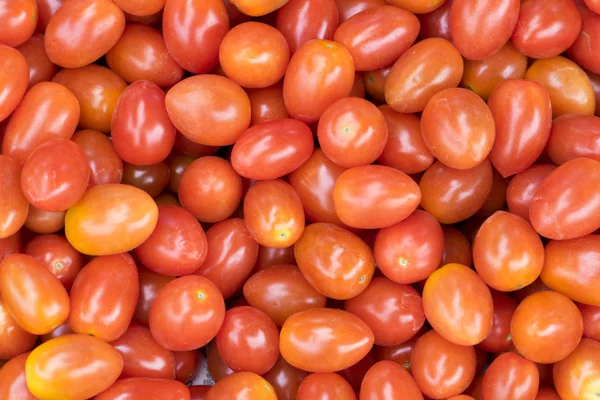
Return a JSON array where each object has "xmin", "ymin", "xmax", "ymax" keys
[
  {"xmin": 44, "ymin": 0, "xmax": 125, "ymax": 68},
  {"xmin": 360, "ymin": 360, "xmax": 423, "ymax": 400},
  {"xmin": 166, "ymin": 75, "xmax": 251, "ymax": 146},
  {"xmin": 411, "ymin": 330, "xmax": 477, "ymax": 399},
  {"xmin": 567, "ymin": 8, "xmax": 600, "ymax": 75},
  {"xmin": 0, "ymin": 231, "xmax": 21, "ymax": 263},
  {"xmin": 335, "ymin": 0, "xmax": 385, "ymax": 22},
  {"xmin": 297, "ymin": 372, "xmax": 356, "ymax": 400},
  {"xmin": 173, "ymin": 350, "xmax": 199, "ymax": 383},
  {"xmin": 283, "ymin": 39, "xmax": 355, "ymax": 123},
  {"xmin": 163, "ymin": 0, "xmax": 229, "ymax": 74},
  {"xmin": 546, "ymin": 114, "xmax": 600, "ymax": 164},
  {"xmin": 20, "ymin": 139, "xmax": 90, "ymax": 212},
  {"xmin": 65, "ymin": 184, "xmax": 158, "ymax": 255},
  {"xmin": 529, "ymin": 158, "xmax": 600, "ymax": 240},
  {"xmin": 511, "ymin": 291, "xmax": 583, "ymax": 364},
  {"xmin": 0, "ymin": 45, "xmax": 29, "ymax": 122},
  {"xmin": 541, "ymin": 235, "xmax": 600, "ymax": 306},
  {"xmin": 362, "ymin": 65, "xmax": 390, "ymax": 103},
  {"xmin": 588, "ymin": 71, "xmax": 600, "ymax": 117},
  {"xmin": 0, "ymin": 352, "xmax": 36, "ymax": 400},
  {"xmin": 579, "ymin": 303, "xmax": 600, "ymax": 342},
  {"xmin": 96, "ymin": 378, "xmax": 190, "ymax": 400},
  {"xmin": 553, "ymin": 338, "xmax": 600, "ymax": 400},
  {"xmin": 149, "ymin": 275, "xmax": 225, "ymax": 351},
  {"xmin": 294, "ymin": 223, "xmax": 374, "ymax": 299},
  {"xmin": 25, "ymin": 334, "xmax": 123, "ymax": 399},
  {"xmin": 333, "ymin": 5, "xmax": 419, "ymax": 71},
  {"xmin": 441, "ymin": 227, "xmax": 472, "ymax": 267},
  {"xmin": 423, "ymin": 263, "xmax": 493, "ymax": 346},
  {"xmin": 333, "ymin": 165, "xmax": 420, "ymax": 229},
  {"xmin": 263, "ymin": 356, "xmax": 308, "ymax": 400},
  {"xmin": 37, "ymin": 0, "xmax": 65, "ymax": 33},
  {"xmin": 280, "ymin": 308, "xmax": 374, "ymax": 372},
  {"xmin": 113, "ymin": 0, "xmax": 165, "ymax": 16},
  {"xmin": 207, "ymin": 341, "xmax": 234, "ymax": 382},
  {"xmin": 385, "ymin": 38, "xmax": 463, "ymax": 113},
  {"xmin": 0, "ymin": 155, "xmax": 29, "ymax": 239},
  {"xmin": 16, "ymin": 34, "xmax": 58, "ymax": 90},
  {"xmin": 450, "ymin": 0, "xmax": 519, "ymax": 60},
  {"xmin": 247, "ymin": 83, "xmax": 290, "ymax": 125},
  {"xmin": 3, "ymin": 82, "xmax": 80, "ymax": 165},
  {"xmin": 24, "ymin": 207, "xmax": 64, "ymax": 235},
  {"xmin": 488, "ymin": 79, "xmax": 552, "ymax": 177},
  {"xmin": 72, "ymin": 129, "xmax": 124, "ymax": 187},
  {"xmin": 0, "ymin": 296, "xmax": 36, "ymax": 360},
  {"xmin": 482, "ymin": 352, "xmax": 539, "ymax": 400},
  {"xmin": 374, "ymin": 210, "xmax": 444, "ymax": 284},
  {"xmin": 506, "ymin": 164, "xmax": 556, "ymax": 221},
  {"xmin": 477, "ymin": 291, "xmax": 517, "ymax": 353},
  {"xmin": 123, "ymin": 162, "xmax": 170, "ymax": 198},
  {"xmin": 232, "ymin": 119, "xmax": 314, "ymax": 179},
  {"xmin": 0, "ymin": 0, "xmax": 36, "ymax": 47},
  {"xmin": 134, "ymin": 269, "xmax": 174, "ymax": 326},
  {"xmin": 206, "ymin": 372, "xmax": 277, "ymax": 400},
  {"xmin": 173, "ymin": 133, "xmax": 219, "ymax": 158}
]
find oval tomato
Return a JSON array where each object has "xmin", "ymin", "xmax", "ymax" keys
[
  {"xmin": 360, "ymin": 360, "xmax": 423, "ymax": 400},
  {"xmin": 96, "ymin": 378, "xmax": 190, "ymax": 400},
  {"xmin": 122, "ymin": 162, "xmax": 171, "ymax": 198},
  {"xmin": 71, "ymin": 129, "xmax": 124, "ymax": 187},
  {"xmin": 579, "ymin": 303, "xmax": 600, "ymax": 342},
  {"xmin": 477, "ymin": 291, "xmax": 517, "ymax": 353},
  {"xmin": 441, "ymin": 227, "xmax": 472, "ymax": 267},
  {"xmin": 0, "ymin": 155, "xmax": 29, "ymax": 239},
  {"xmin": 207, "ymin": 342, "xmax": 234, "ymax": 383},
  {"xmin": 567, "ymin": 8, "xmax": 600, "ymax": 75},
  {"xmin": 0, "ymin": 0, "xmax": 37, "ymax": 47},
  {"xmin": 0, "ymin": 45, "xmax": 28, "ymax": 122},
  {"xmin": 0, "ymin": 297, "xmax": 36, "ymax": 360},
  {"xmin": 206, "ymin": 372, "xmax": 277, "ymax": 400},
  {"xmin": 296, "ymin": 372, "xmax": 356, "ymax": 400},
  {"xmin": 0, "ymin": 352, "xmax": 36, "ymax": 400},
  {"xmin": 16, "ymin": 34, "xmax": 57, "ymax": 90},
  {"xmin": 506, "ymin": 164, "xmax": 556, "ymax": 221},
  {"xmin": 482, "ymin": 352, "xmax": 539, "ymax": 400},
  {"xmin": 24, "ymin": 207, "xmax": 64, "ymax": 235},
  {"xmin": 247, "ymin": 83, "xmax": 290, "ymax": 125},
  {"xmin": 113, "ymin": 0, "xmax": 165, "ymax": 16},
  {"xmin": 553, "ymin": 338, "xmax": 600, "ymax": 400},
  {"xmin": 418, "ymin": 0, "xmax": 452, "ymax": 40},
  {"xmin": 133, "ymin": 269, "xmax": 174, "ymax": 326},
  {"xmin": 263, "ymin": 356, "xmax": 308, "ymax": 400},
  {"xmin": 546, "ymin": 114, "xmax": 600, "ymax": 165}
]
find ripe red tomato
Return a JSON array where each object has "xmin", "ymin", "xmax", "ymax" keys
[
  {"xmin": 206, "ymin": 372, "xmax": 277, "ymax": 400},
  {"xmin": 553, "ymin": 338, "xmax": 600, "ymax": 400},
  {"xmin": 546, "ymin": 113, "xmax": 600, "ymax": 165},
  {"xmin": 71, "ymin": 129, "xmax": 124, "ymax": 187},
  {"xmin": 263, "ymin": 356, "xmax": 308, "ymax": 400},
  {"xmin": 246, "ymin": 83, "xmax": 290, "ymax": 125},
  {"xmin": 441, "ymin": 227, "xmax": 472, "ymax": 267},
  {"xmin": 0, "ymin": 296, "xmax": 36, "ymax": 360},
  {"xmin": 482, "ymin": 352, "xmax": 539, "ymax": 400},
  {"xmin": 96, "ymin": 378, "xmax": 191, "ymax": 400},
  {"xmin": 0, "ymin": 155, "xmax": 29, "ymax": 239},
  {"xmin": 0, "ymin": 231, "xmax": 21, "ymax": 263},
  {"xmin": 207, "ymin": 341, "xmax": 234, "ymax": 382},
  {"xmin": 122, "ymin": 162, "xmax": 171, "ymax": 198},
  {"xmin": 567, "ymin": 8, "xmax": 600, "ymax": 75},
  {"xmin": 16, "ymin": 34, "xmax": 59, "ymax": 90},
  {"xmin": 418, "ymin": 0, "xmax": 452, "ymax": 40},
  {"xmin": 134, "ymin": 269, "xmax": 175, "ymax": 326},
  {"xmin": 0, "ymin": 0, "xmax": 37, "ymax": 47},
  {"xmin": 174, "ymin": 350, "xmax": 200, "ymax": 383},
  {"xmin": 0, "ymin": 352, "xmax": 36, "ymax": 400},
  {"xmin": 477, "ymin": 291, "xmax": 517, "ymax": 353},
  {"xmin": 506, "ymin": 164, "xmax": 556, "ymax": 221},
  {"xmin": 24, "ymin": 206, "xmax": 65, "ymax": 235},
  {"xmin": 297, "ymin": 372, "xmax": 356, "ymax": 400},
  {"xmin": 387, "ymin": 0, "xmax": 444, "ymax": 13},
  {"xmin": 0, "ymin": 45, "xmax": 29, "ymax": 122},
  {"xmin": 579, "ymin": 303, "xmax": 600, "ymax": 342},
  {"xmin": 360, "ymin": 360, "xmax": 423, "ymax": 400}
]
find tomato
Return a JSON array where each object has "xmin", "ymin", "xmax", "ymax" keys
[
  {"xmin": 23, "ymin": 234, "xmax": 83, "ymax": 290},
  {"xmin": 418, "ymin": 0, "xmax": 452, "ymax": 40},
  {"xmin": 113, "ymin": 0, "xmax": 165, "ymax": 16},
  {"xmin": 333, "ymin": 165, "xmax": 420, "ymax": 229},
  {"xmin": 360, "ymin": 360, "xmax": 423, "ymax": 400},
  {"xmin": 411, "ymin": 330, "xmax": 477, "ymax": 399},
  {"xmin": 3, "ymin": 82, "xmax": 79, "ymax": 165},
  {"xmin": 173, "ymin": 134, "xmax": 219, "ymax": 158},
  {"xmin": 247, "ymin": 83, "xmax": 290, "ymax": 126},
  {"xmin": 283, "ymin": 39, "xmax": 355, "ymax": 123},
  {"xmin": 423, "ymin": 263, "xmax": 493, "ymax": 346},
  {"xmin": 207, "ymin": 341, "xmax": 234, "ymax": 382},
  {"xmin": 511, "ymin": 291, "xmax": 583, "ymax": 364},
  {"xmin": 553, "ymin": 338, "xmax": 600, "ymax": 400},
  {"xmin": 163, "ymin": 0, "xmax": 229, "ymax": 74},
  {"xmin": 525, "ymin": 56, "xmax": 596, "ymax": 117},
  {"xmin": 588, "ymin": 71, "xmax": 600, "ymax": 117},
  {"xmin": 166, "ymin": 75, "xmax": 251, "ymax": 146},
  {"xmin": 243, "ymin": 264, "xmax": 326, "ymax": 326},
  {"xmin": 0, "ymin": 231, "xmax": 21, "ymax": 263},
  {"xmin": 294, "ymin": 223, "xmax": 374, "ymax": 299},
  {"xmin": 420, "ymin": 159, "xmax": 493, "ymax": 224},
  {"xmin": 134, "ymin": 269, "xmax": 175, "ymax": 326},
  {"xmin": 123, "ymin": 162, "xmax": 171, "ymax": 198},
  {"xmin": 72, "ymin": 129, "xmax": 124, "ymax": 187},
  {"xmin": 65, "ymin": 184, "xmax": 158, "ymax": 255},
  {"xmin": 568, "ymin": 8, "xmax": 600, "ymax": 75},
  {"xmin": 482, "ymin": 352, "xmax": 539, "ymax": 400},
  {"xmin": 16, "ymin": 34, "xmax": 58, "ymax": 90},
  {"xmin": 0, "ymin": 295, "xmax": 36, "ymax": 360},
  {"xmin": 0, "ymin": 45, "xmax": 28, "ymax": 121},
  {"xmin": 254, "ymin": 246, "xmax": 294, "ymax": 271},
  {"xmin": 441, "ymin": 227, "xmax": 472, "ymax": 267},
  {"xmin": 0, "ymin": 0, "xmax": 36, "ymax": 47},
  {"xmin": 421, "ymin": 88, "xmax": 495, "ymax": 170},
  {"xmin": 333, "ymin": 5, "xmax": 419, "ymax": 71},
  {"xmin": 317, "ymin": 97, "xmax": 387, "ymax": 168},
  {"xmin": 530, "ymin": 158, "xmax": 600, "ymax": 240},
  {"xmin": 263, "ymin": 356, "xmax": 308, "ymax": 400},
  {"xmin": 361, "ymin": 66, "xmax": 389, "ymax": 103},
  {"xmin": 506, "ymin": 164, "xmax": 555, "ymax": 221},
  {"xmin": 579, "ymin": 304, "xmax": 600, "ymax": 347},
  {"xmin": 477, "ymin": 291, "xmax": 517, "ymax": 353},
  {"xmin": 0, "ymin": 155, "xmax": 29, "ymax": 239},
  {"xmin": 232, "ymin": 119, "xmax": 314, "ymax": 179},
  {"xmin": 375, "ymin": 332, "xmax": 422, "ymax": 371},
  {"xmin": 335, "ymin": 0, "xmax": 385, "ymax": 22},
  {"xmin": 96, "ymin": 377, "xmax": 191, "ymax": 399},
  {"xmin": 535, "ymin": 388, "xmax": 561, "ymax": 400},
  {"xmin": 297, "ymin": 372, "xmax": 356, "ymax": 400},
  {"xmin": 337, "ymin": 350, "xmax": 375, "ymax": 391},
  {"xmin": 44, "ymin": 0, "xmax": 125, "ymax": 68},
  {"xmin": 53, "ymin": 65, "xmax": 127, "ymax": 133},
  {"xmin": 206, "ymin": 372, "xmax": 277, "ymax": 400},
  {"xmin": 280, "ymin": 308, "xmax": 374, "ymax": 372},
  {"xmin": 37, "ymin": 0, "xmax": 65, "ymax": 33},
  {"xmin": 189, "ymin": 385, "xmax": 210, "ymax": 400},
  {"xmin": 174, "ymin": 350, "xmax": 200, "ymax": 384},
  {"xmin": 149, "ymin": 275, "xmax": 225, "ymax": 351},
  {"xmin": 450, "ymin": 0, "xmax": 519, "ymax": 60},
  {"xmin": 546, "ymin": 114, "xmax": 600, "ymax": 165},
  {"xmin": 0, "ymin": 352, "xmax": 36, "ymax": 400},
  {"xmin": 24, "ymin": 207, "xmax": 64, "ymax": 235}
]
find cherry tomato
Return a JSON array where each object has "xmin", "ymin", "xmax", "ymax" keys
[
  {"xmin": 113, "ymin": 0, "xmax": 165, "ymax": 16},
  {"xmin": 280, "ymin": 308, "xmax": 374, "ymax": 372},
  {"xmin": 2, "ymin": 82, "xmax": 80, "ymax": 165},
  {"xmin": 335, "ymin": 0, "xmax": 385, "ymax": 22},
  {"xmin": 546, "ymin": 114, "xmax": 600, "ymax": 165},
  {"xmin": 207, "ymin": 341, "xmax": 234, "ymax": 382},
  {"xmin": 263, "ymin": 356, "xmax": 308, "ymax": 400},
  {"xmin": 254, "ymin": 245, "xmax": 296, "ymax": 272},
  {"xmin": 206, "ymin": 372, "xmax": 277, "ymax": 400},
  {"xmin": 567, "ymin": 8, "xmax": 600, "ymax": 75},
  {"xmin": 579, "ymin": 303, "xmax": 600, "ymax": 342},
  {"xmin": 588, "ymin": 70, "xmax": 600, "ymax": 117},
  {"xmin": 385, "ymin": 38, "xmax": 463, "ymax": 113},
  {"xmin": 411, "ymin": 330, "xmax": 477, "ymax": 399},
  {"xmin": 423, "ymin": 263, "xmax": 493, "ymax": 346},
  {"xmin": 283, "ymin": 39, "xmax": 355, "ymax": 123},
  {"xmin": 247, "ymin": 83, "xmax": 290, "ymax": 125},
  {"xmin": 361, "ymin": 65, "xmax": 390, "ymax": 103},
  {"xmin": 418, "ymin": 0, "xmax": 452, "ymax": 40},
  {"xmin": 0, "ymin": 45, "xmax": 28, "ymax": 123},
  {"xmin": 96, "ymin": 378, "xmax": 190, "ymax": 399},
  {"xmin": 173, "ymin": 133, "xmax": 219, "ymax": 158},
  {"xmin": 37, "ymin": 0, "xmax": 65, "ymax": 33},
  {"xmin": 0, "ymin": 352, "xmax": 36, "ymax": 400},
  {"xmin": 479, "ymin": 171, "xmax": 509, "ymax": 218},
  {"xmin": 149, "ymin": 275, "xmax": 225, "ymax": 351},
  {"xmin": 44, "ymin": 0, "xmax": 125, "ymax": 68},
  {"xmin": 441, "ymin": 227, "xmax": 472, "ymax": 267},
  {"xmin": 16, "ymin": 34, "xmax": 58, "ymax": 90},
  {"xmin": 294, "ymin": 222, "xmax": 374, "ymax": 299},
  {"xmin": 506, "ymin": 164, "xmax": 555, "ymax": 221},
  {"xmin": 0, "ymin": 155, "xmax": 29, "ymax": 239},
  {"xmin": 0, "ymin": 231, "xmax": 21, "ymax": 264},
  {"xmin": 477, "ymin": 291, "xmax": 517, "ymax": 353},
  {"xmin": 134, "ymin": 269, "xmax": 174, "ymax": 326},
  {"xmin": 122, "ymin": 162, "xmax": 171, "ymax": 198},
  {"xmin": 24, "ymin": 207, "xmax": 64, "ymax": 235},
  {"xmin": 0, "ymin": 0, "xmax": 37, "ymax": 47},
  {"xmin": 317, "ymin": 97, "xmax": 387, "ymax": 167},
  {"xmin": 174, "ymin": 350, "xmax": 200, "ymax": 383},
  {"xmin": 72, "ymin": 129, "xmax": 124, "ymax": 187},
  {"xmin": 297, "ymin": 372, "xmax": 356, "ymax": 400},
  {"xmin": 0, "ymin": 296, "xmax": 36, "ymax": 360},
  {"xmin": 511, "ymin": 291, "xmax": 583, "ymax": 364},
  {"xmin": 553, "ymin": 338, "xmax": 600, "ymax": 400},
  {"xmin": 529, "ymin": 158, "xmax": 600, "ymax": 240},
  {"xmin": 482, "ymin": 352, "xmax": 539, "ymax": 400},
  {"xmin": 360, "ymin": 360, "xmax": 423, "ymax": 400}
]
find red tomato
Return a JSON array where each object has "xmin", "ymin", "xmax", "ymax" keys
[
  {"xmin": 71, "ymin": 129, "xmax": 124, "ymax": 187},
  {"xmin": 280, "ymin": 308, "xmax": 374, "ymax": 372},
  {"xmin": 123, "ymin": 162, "xmax": 171, "ymax": 198},
  {"xmin": 423, "ymin": 263, "xmax": 493, "ymax": 346},
  {"xmin": 297, "ymin": 372, "xmax": 356, "ymax": 400},
  {"xmin": 535, "ymin": 388, "xmax": 561, "ymax": 400},
  {"xmin": 0, "ymin": 231, "xmax": 21, "ymax": 263},
  {"xmin": 207, "ymin": 341, "xmax": 234, "ymax": 382},
  {"xmin": 568, "ymin": 8, "xmax": 600, "ymax": 75},
  {"xmin": 113, "ymin": 0, "xmax": 165, "ymax": 16},
  {"xmin": 173, "ymin": 350, "xmax": 200, "ymax": 383},
  {"xmin": 360, "ymin": 360, "xmax": 423, "ymax": 400},
  {"xmin": 0, "ymin": 296, "xmax": 36, "ymax": 359},
  {"xmin": 588, "ymin": 70, "xmax": 600, "ymax": 117},
  {"xmin": 149, "ymin": 275, "xmax": 225, "ymax": 351},
  {"xmin": 65, "ymin": 184, "xmax": 158, "ymax": 255},
  {"xmin": 294, "ymin": 222, "xmax": 374, "ymax": 299},
  {"xmin": 579, "ymin": 303, "xmax": 600, "ymax": 342},
  {"xmin": 263, "ymin": 356, "xmax": 308, "ymax": 400},
  {"xmin": 441, "ymin": 227, "xmax": 472, "ymax": 267},
  {"xmin": 0, "ymin": 352, "xmax": 36, "ymax": 400},
  {"xmin": 206, "ymin": 372, "xmax": 277, "ymax": 400},
  {"xmin": 0, "ymin": 155, "xmax": 29, "ymax": 239},
  {"xmin": 96, "ymin": 378, "xmax": 191, "ymax": 400},
  {"xmin": 553, "ymin": 338, "xmax": 600, "ymax": 400},
  {"xmin": 254, "ymin": 245, "xmax": 296, "ymax": 271},
  {"xmin": 283, "ymin": 39, "xmax": 355, "ymax": 123},
  {"xmin": 335, "ymin": 0, "xmax": 385, "ymax": 22},
  {"xmin": 333, "ymin": 5, "xmax": 419, "ymax": 71},
  {"xmin": 0, "ymin": 45, "xmax": 29, "ymax": 122},
  {"xmin": 247, "ymin": 83, "xmax": 290, "ymax": 125},
  {"xmin": 190, "ymin": 385, "xmax": 210, "ymax": 399},
  {"xmin": 44, "ymin": 0, "xmax": 125, "ymax": 68},
  {"xmin": 387, "ymin": 0, "xmax": 444, "ymax": 13},
  {"xmin": 418, "ymin": 0, "xmax": 452, "ymax": 40},
  {"xmin": 37, "ymin": 0, "xmax": 65, "ymax": 33},
  {"xmin": 477, "ymin": 291, "xmax": 517, "ymax": 353},
  {"xmin": 163, "ymin": 0, "xmax": 229, "ymax": 74},
  {"xmin": 173, "ymin": 133, "xmax": 219, "ymax": 158},
  {"xmin": 482, "ymin": 352, "xmax": 539, "ymax": 400},
  {"xmin": 546, "ymin": 114, "xmax": 600, "ymax": 165},
  {"xmin": 24, "ymin": 206, "xmax": 65, "ymax": 235},
  {"xmin": 16, "ymin": 34, "xmax": 58, "ymax": 90},
  {"xmin": 506, "ymin": 164, "xmax": 556, "ymax": 221},
  {"xmin": 134, "ymin": 269, "xmax": 175, "ymax": 326},
  {"xmin": 362, "ymin": 65, "xmax": 390, "ymax": 103},
  {"xmin": 529, "ymin": 158, "xmax": 600, "ymax": 240},
  {"xmin": 0, "ymin": 0, "xmax": 37, "ymax": 47}
]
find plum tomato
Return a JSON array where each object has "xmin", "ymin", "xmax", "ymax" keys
[
  {"xmin": 553, "ymin": 338, "xmax": 600, "ymax": 400},
  {"xmin": 0, "ymin": 155, "xmax": 29, "ymax": 239},
  {"xmin": 546, "ymin": 113, "xmax": 600, "ymax": 165},
  {"xmin": 0, "ymin": 45, "xmax": 29, "ymax": 122},
  {"xmin": 589, "ymin": 71, "xmax": 600, "ymax": 117},
  {"xmin": 0, "ymin": 231, "xmax": 21, "ymax": 263},
  {"xmin": 579, "ymin": 304, "xmax": 600, "ymax": 342},
  {"xmin": 173, "ymin": 133, "xmax": 219, "ymax": 158},
  {"xmin": 482, "ymin": 352, "xmax": 539, "ymax": 400},
  {"xmin": 441, "ymin": 227, "xmax": 472, "ymax": 267},
  {"xmin": 335, "ymin": 0, "xmax": 385, "ymax": 22},
  {"xmin": 360, "ymin": 360, "xmax": 423, "ymax": 400},
  {"xmin": 95, "ymin": 378, "xmax": 191, "ymax": 400},
  {"xmin": 71, "ymin": 129, "xmax": 124, "ymax": 187},
  {"xmin": 423, "ymin": 263, "xmax": 493, "ymax": 346},
  {"xmin": 362, "ymin": 65, "xmax": 390, "ymax": 103},
  {"xmin": 0, "ymin": 352, "xmax": 36, "ymax": 400},
  {"xmin": 16, "ymin": 34, "xmax": 57, "ymax": 90},
  {"xmin": 506, "ymin": 164, "xmax": 556, "ymax": 221},
  {"xmin": 36, "ymin": 0, "xmax": 65, "ymax": 33},
  {"xmin": 65, "ymin": 184, "xmax": 158, "ymax": 255},
  {"xmin": 24, "ymin": 207, "xmax": 64, "ymax": 235},
  {"xmin": 0, "ymin": 296, "xmax": 36, "ymax": 360},
  {"xmin": 263, "ymin": 356, "xmax": 308, "ymax": 400},
  {"xmin": 418, "ymin": 0, "xmax": 452, "ymax": 40},
  {"xmin": 567, "ymin": 8, "xmax": 600, "ymax": 75},
  {"xmin": 0, "ymin": 0, "xmax": 37, "ymax": 48},
  {"xmin": 122, "ymin": 162, "xmax": 171, "ymax": 198},
  {"xmin": 206, "ymin": 372, "xmax": 277, "ymax": 400},
  {"xmin": 296, "ymin": 372, "xmax": 356, "ymax": 400},
  {"xmin": 113, "ymin": 0, "xmax": 165, "ymax": 16},
  {"xmin": 174, "ymin": 350, "xmax": 200, "ymax": 383},
  {"xmin": 477, "ymin": 291, "xmax": 517, "ymax": 353},
  {"xmin": 207, "ymin": 341, "xmax": 234, "ymax": 383},
  {"xmin": 246, "ymin": 83, "xmax": 290, "ymax": 125},
  {"xmin": 133, "ymin": 269, "xmax": 174, "ymax": 327}
]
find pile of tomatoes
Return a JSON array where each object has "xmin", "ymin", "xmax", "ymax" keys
[{"xmin": 0, "ymin": 0, "xmax": 600, "ymax": 399}]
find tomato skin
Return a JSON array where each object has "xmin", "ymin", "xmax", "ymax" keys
[
  {"xmin": 588, "ymin": 71, "xmax": 600, "ymax": 117},
  {"xmin": 0, "ymin": 0, "xmax": 37, "ymax": 47},
  {"xmin": 3, "ymin": 82, "xmax": 80, "ymax": 166},
  {"xmin": 123, "ymin": 162, "xmax": 171, "ymax": 198},
  {"xmin": 24, "ymin": 207, "xmax": 64, "ymax": 235},
  {"xmin": 206, "ymin": 372, "xmax": 277, "ymax": 400},
  {"xmin": 361, "ymin": 66, "xmax": 389, "ymax": 103},
  {"xmin": 263, "ymin": 356, "xmax": 308, "ymax": 400},
  {"xmin": 541, "ymin": 235, "xmax": 600, "ymax": 306},
  {"xmin": 423, "ymin": 263, "xmax": 493, "ymax": 346},
  {"xmin": 17, "ymin": 34, "xmax": 58, "ymax": 90},
  {"xmin": 149, "ymin": 275, "xmax": 225, "ymax": 351},
  {"xmin": 189, "ymin": 385, "xmax": 210, "ymax": 400},
  {"xmin": 534, "ymin": 388, "xmax": 560, "ymax": 400},
  {"xmin": 0, "ymin": 352, "xmax": 36, "ymax": 400},
  {"xmin": 247, "ymin": 83, "xmax": 289, "ymax": 126},
  {"xmin": 283, "ymin": 39, "xmax": 355, "ymax": 123},
  {"xmin": 65, "ymin": 184, "xmax": 158, "ymax": 255},
  {"xmin": 294, "ymin": 223, "xmax": 374, "ymax": 299},
  {"xmin": 477, "ymin": 291, "xmax": 517, "ymax": 353},
  {"xmin": 134, "ymin": 269, "xmax": 174, "ymax": 326},
  {"xmin": 567, "ymin": 8, "xmax": 600, "ymax": 75},
  {"xmin": 297, "ymin": 372, "xmax": 356, "ymax": 400},
  {"xmin": 333, "ymin": 165, "xmax": 420, "ymax": 229},
  {"xmin": 359, "ymin": 360, "xmax": 423, "ymax": 400},
  {"xmin": 207, "ymin": 341, "xmax": 234, "ymax": 382},
  {"xmin": 482, "ymin": 352, "xmax": 539, "ymax": 400},
  {"xmin": 553, "ymin": 338, "xmax": 600, "ymax": 400},
  {"xmin": 166, "ymin": 75, "xmax": 251, "ymax": 146},
  {"xmin": 418, "ymin": 0, "xmax": 452, "ymax": 40},
  {"xmin": 280, "ymin": 308, "xmax": 374, "ymax": 372},
  {"xmin": 96, "ymin": 377, "xmax": 190, "ymax": 400},
  {"xmin": 0, "ymin": 45, "xmax": 29, "ymax": 122},
  {"xmin": 529, "ymin": 158, "xmax": 600, "ymax": 240},
  {"xmin": 506, "ymin": 164, "xmax": 555, "ymax": 221},
  {"xmin": 72, "ymin": 129, "xmax": 124, "ymax": 187},
  {"xmin": 411, "ymin": 330, "xmax": 477, "ymax": 399},
  {"xmin": 0, "ymin": 296, "xmax": 36, "ymax": 360},
  {"xmin": 26, "ymin": 334, "xmax": 123, "ymax": 399},
  {"xmin": 37, "ymin": 0, "xmax": 65, "ymax": 33},
  {"xmin": 0, "ymin": 155, "xmax": 29, "ymax": 239},
  {"xmin": 0, "ymin": 231, "xmax": 21, "ymax": 264},
  {"xmin": 580, "ymin": 304, "xmax": 600, "ymax": 344},
  {"xmin": 546, "ymin": 114, "xmax": 600, "ymax": 165},
  {"xmin": 163, "ymin": 0, "xmax": 229, "ymax": 74},
  {"xmin": 333, "ymin": 5, "xmax": 419, "ymax": 71},
  {"xmin": 232, "ymin": 119, "xmax": 314, "ymax": 180},
  {"xmin": 44, "ymin": 0, "xmax": 125, "ymax": 68}
]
